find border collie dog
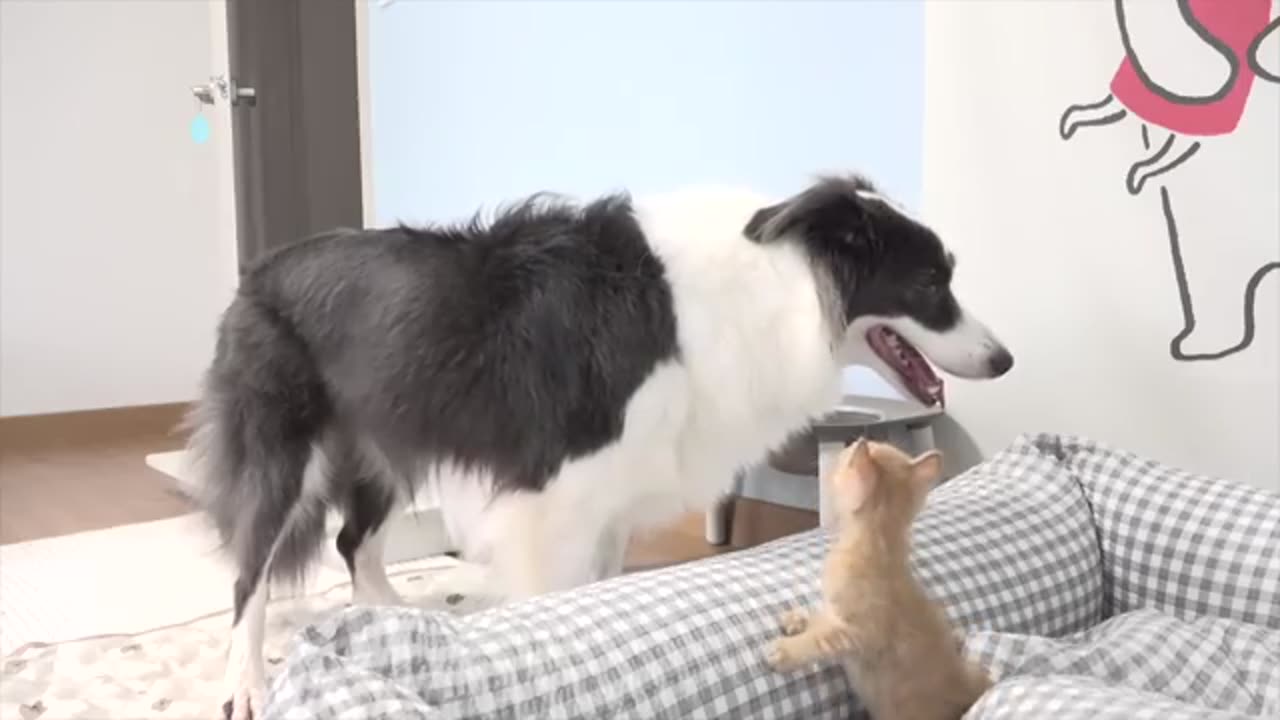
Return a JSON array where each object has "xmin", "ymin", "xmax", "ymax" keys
[{"xmin": 190, "ymin": 175, "xmax": 1012, "ymax": 718}]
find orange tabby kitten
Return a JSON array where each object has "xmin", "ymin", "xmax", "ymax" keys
[{"xmin": 766, "ymin": 439, "xmax": 991, "ymax": 720}]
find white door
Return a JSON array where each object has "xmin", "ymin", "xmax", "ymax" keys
[{"xmin": 0, "ymin": 1, "xmax": 238, "ymax": 417}]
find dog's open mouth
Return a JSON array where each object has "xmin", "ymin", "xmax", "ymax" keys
[{"xmin": 866, "ymin": 325, "xmax": 944, "ymax": 407}]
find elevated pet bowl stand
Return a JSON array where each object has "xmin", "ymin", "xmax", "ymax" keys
[{"xmin": 704, "ymin": 394, "xmax": 944, "ymax": 543}]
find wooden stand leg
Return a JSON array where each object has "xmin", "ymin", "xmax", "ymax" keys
[
  {"xmin": 704, "ymin": 496, "xmax": 734, "ymax": 546},
  {"xmin": 705, "ymin": 472, "xmax": 744, "ymax": 546}
]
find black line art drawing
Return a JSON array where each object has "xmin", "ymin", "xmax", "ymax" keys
[{"xmin": 1059, "ymin": 0, "xmax": 1280, "ymax": 361}]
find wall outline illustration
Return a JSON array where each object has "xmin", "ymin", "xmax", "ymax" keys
[{"xmin": 1058, "ymin": 0, "xmax": 1280, "ymax": 362}]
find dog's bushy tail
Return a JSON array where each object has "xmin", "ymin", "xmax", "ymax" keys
[{"xmin": 183, "ymin": 294, "xmax": 332, "ymax": 590}]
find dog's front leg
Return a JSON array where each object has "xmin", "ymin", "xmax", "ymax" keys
[{"xmin": 485, "ymin": 489, "xmax": 622, "ymax": 599}]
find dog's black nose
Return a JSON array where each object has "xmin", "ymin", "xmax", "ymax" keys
[{"xmin": 987, "ymin": 348, "xmax": 1014, "ymax": 377}]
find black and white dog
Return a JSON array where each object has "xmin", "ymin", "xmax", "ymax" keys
[{"xmin": 189, "ymin": 175, "xmax": 1012, "ymax": 718}]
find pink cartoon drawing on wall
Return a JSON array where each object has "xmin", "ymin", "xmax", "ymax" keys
[{"xmin": 1059, "ymin": 0, "xmax": 1280, "ymax": 361}]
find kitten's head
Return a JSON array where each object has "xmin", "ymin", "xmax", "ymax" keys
[{"xmin": 829, "ymin": 439, "xmax": 942, "ymax": 530}]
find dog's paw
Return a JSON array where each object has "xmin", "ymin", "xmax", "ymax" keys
[
  {"xmin": 779, "ymin": 608, "xmax": 808, "ymax": 636},
  {"xmin": 221, "ymin": 684, "xmax": 265, "ymax": 720},
  {"xmin": 221, "ymin": 647, "xmax": 266, "ymax": 720}
]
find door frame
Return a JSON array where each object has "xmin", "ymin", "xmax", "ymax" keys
[
  {"xmin": 224, "ymin": 0, "xmax": 366, "ymax": 266},
  {"xmin": 354, "ymin": 0, "xmax": 377, "ymax": 228}
]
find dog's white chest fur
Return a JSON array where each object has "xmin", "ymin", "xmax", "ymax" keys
[{"xmin": 637, "ymin": 186, "xmax": 844, "ymax": 498}]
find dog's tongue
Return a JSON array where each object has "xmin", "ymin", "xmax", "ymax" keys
[
  {"xmin": 903, "ymin": 354, "xmax": 945, "ymax": 408},
  {"xmin": 867, "ymin": 326, "xmax": 945, "ymax": 407}
]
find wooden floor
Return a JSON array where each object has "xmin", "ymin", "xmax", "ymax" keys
[
  {"xmin": 0, "ymin": 405, "xmax": 818, "ymax": 565},
  {"xmin": 0, "ymin": 405, "xmax": 191, "ymax": 544}
]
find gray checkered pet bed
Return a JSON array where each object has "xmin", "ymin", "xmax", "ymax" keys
[
  {"xmin": 968, "ymin": 609, "xmax": 1279, "ymax": 718},
  {"xmin": 264, "ymin": 434, "xmax": 1280, "ymax": 719}
]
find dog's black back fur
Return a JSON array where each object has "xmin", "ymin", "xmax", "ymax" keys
[
  {"xmin": 261, "ymin": 193, "xmax": 677, "ymax": 487},
  {"xmin": 190, "ymin": 193, "xmax": 678, "ymax": 609}
]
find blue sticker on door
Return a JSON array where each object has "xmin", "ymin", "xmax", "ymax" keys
[{"xmin": 190, "ymin": 114, "xmax": 211, "ymax": 145}]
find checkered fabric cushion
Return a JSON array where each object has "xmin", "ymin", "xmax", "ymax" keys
[
  {"xmin": 964, "ymin": 609, "xmax": 1280, "ymax": 718},
  {"xmin": 1028, "ymin": 434, "xmax": 1280, "ymax": 627},
  {"xmin": 264, "ymin": 435, "xmax": 1103, "ymax": 719},
  {"xmin": 967, "ymin": 675, "xmax": 1262, "ymax": 720}
]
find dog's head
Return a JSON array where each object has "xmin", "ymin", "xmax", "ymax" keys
[{"xmin": 744, "ymin": 175, "xmax": 1012, "ymax": 406}]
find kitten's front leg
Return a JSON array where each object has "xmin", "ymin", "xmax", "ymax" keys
[
  {"xmin": 765, "ymin": 613, "xmax": 851, "ymax": 671},
  {"xmin": 779, "ymin": 607, "xmax": 810, "ymax": 636}
]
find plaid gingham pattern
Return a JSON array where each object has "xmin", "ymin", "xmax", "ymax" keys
[
  {"xmin": 964, "ymin": 609, "xmax": 1280, "ymax": 718},
  {"xmin": 264, "ymin": 436, "xmax": 1103, "ymax": 719},
  {"xmin": 1027, "ymin": 434, "xmax": 1280, "ymax": 627},
  {"xmin": 967, "ymin": 675, "xmax": 1260, "ymax": 720}
]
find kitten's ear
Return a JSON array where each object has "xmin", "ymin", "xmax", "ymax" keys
[
  {"xmin": 845, "ymin": 438, "xmax": 877, "ymax": 476},
  {"xmin": 833, "ymin": 439, "xmax": 878, "ymax": 510},
  {"xmin": 910, "ymin": 450, "xmax": 944, "ymax": 487}
]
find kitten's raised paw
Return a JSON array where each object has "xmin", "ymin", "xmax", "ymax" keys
[
  {"xmin": 779, "ymin": 608, "xmax": 808, "ymax": 635},
  {"xmin": 765, "ymin": 641, "xmax": 785, "ymax": 669},
  {"xmin": 765, "ymin": 640, "xmax": 794, "ymax": 671}
]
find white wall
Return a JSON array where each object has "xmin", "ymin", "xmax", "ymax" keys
[
  {"xmin": 0, "ymin": 1, "xmax": 238, "ymax": 417},
  {"xmin": 366, "ymin": 0, "xmax": 924, "ymax": 223},
  {"xmin": 364, "ymin": 0, "xmax": 926, "ymax": 401},
  {"xmin": 923, "ymin": 1, "xmax": 1279, "ymax": 489}
]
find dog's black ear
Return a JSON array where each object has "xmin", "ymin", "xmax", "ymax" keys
[
  {"xmin": 743, "ymin": 202, "xmax": 788, "ymax": 243},
  {"xmin": 743, "ymin": 197, "xmax": 822, "ymax": 244},
  {"xmin": 745, "ymin": 186, "xmax": 873, "ymax": 250}
]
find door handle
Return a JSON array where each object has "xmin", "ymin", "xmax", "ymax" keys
[
  {"xmin": 191, "ymin": 79, "xmax": 220, "ymax": 105},
  {"xmin": 190, "ymin": 75, "xmax": 257, "ymax": 107},
  {"xmin": 233, "ymin": 85, "xmax": 257, "ymax": 106}
]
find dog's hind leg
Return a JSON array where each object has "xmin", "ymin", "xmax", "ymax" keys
[
  {"xmin": 188, "ymin": 295, "xmax": 332, "ymax": 720},
  {"xmin": 223, "ymin": 573, "xmax": 269, "ymax": 720},
  {"xmin": 219, "ymin": 445, "xmax": 327, "ymax": 720},
  {"xmin": 336, "ymin": 473, "xmax": 404, "ymax": 606}
]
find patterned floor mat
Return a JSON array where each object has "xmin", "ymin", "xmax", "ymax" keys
[{"xmin": 0, "ymin": 559, "xmax": 493, "ymax": 720}]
